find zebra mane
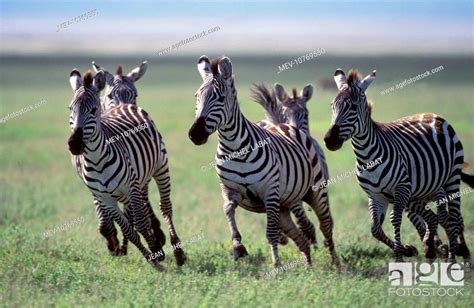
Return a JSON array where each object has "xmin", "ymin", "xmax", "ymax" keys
[
  {"xmin": 116, "ymin": 65, "xmax": 123, "ymax": 77},
  {"xmin": 347, "ymin": 70, "xmax": 362, "ymax": 87},
  {"xmin": 292, "ymin": 88, "xmax": 297, "ymax": 99},
  {"xmin": 367, "ymin": 100, "xmax": 374, "ymax": 115},
  {"xmin": 83, "ymin": 71, "xmax": 94, "ymax": 88},
  {"xmin": 250, "ymin": 83, "xmax": 285, "ymax": 125},
  {"xmin": 210, "ymin": 57, "xmax": 224, "ymax": 76}
]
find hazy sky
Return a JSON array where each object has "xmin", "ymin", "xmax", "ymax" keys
[{"xmin": 1, "ymin": 0, "xmax": 472, "ymax": 55}]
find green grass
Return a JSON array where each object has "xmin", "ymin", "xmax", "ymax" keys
[{"xmin": 1, "ymin": 55, "xmax": 473, "ymax": 307}]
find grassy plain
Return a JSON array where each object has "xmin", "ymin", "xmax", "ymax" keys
[{"xmin": 1, "ymin": 55, "xmax": 473, "ymax": 307}]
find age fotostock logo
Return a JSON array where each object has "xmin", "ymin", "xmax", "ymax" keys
[{"xmin": 388, "ymin": 262, "xmax": 464, "ymax": 297}]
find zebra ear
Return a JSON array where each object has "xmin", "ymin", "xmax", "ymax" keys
[
  {"xmin": 334, "ymin": 68, "xmax": 348, "ymax": 91},
  {"xmin": 274, "ymin": 83, "xmax": 288, "ymax": 102},
  {"xmin": 92, "ymin": 61, "xmax": 113, "ymax": 85},
  {"xmin": 358, "ymin": 70, "xmax": 376, "ymax": 91},
  {"xmin": 69, "ymin": 69, "xmax": 82, "ymax": 92},
  {"xmin": 93, "ymin": 71, "xmax": 106, "ymax": 91},
  {"xmin": 197, "ymin": 55, "xmax": 211, "ymax": 80},
  {"xmin": 218, "ymin": 57, "xmax": 233, "ymax": 81},
  {"xmin": 300, "ymin": 84, "xmax": 313, "ymax": 102},
  {"xmin": 128, "ymin": 61, "xmax": 148, "ymax": 82}
]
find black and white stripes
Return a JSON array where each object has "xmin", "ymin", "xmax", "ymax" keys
[
  {"xmin": 188, "ymin": 56, "xmax": 338, "ymax": 267},
  {"xmin": 67, "ymin": 69, "xmax": 185, "ymax": 268},
  {"xmin": 324, "ymin": 68, "xmax": 472, "ymax": 263}
]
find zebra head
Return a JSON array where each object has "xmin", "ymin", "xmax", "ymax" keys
[
  {"xmin": 67, "ymin": 69, "xmax": 106, "ymax": 155},
  {"xmin": 324, "ymin": 69, "xmax": 376, "ymax": 151},
  {"xmin": 92, "ymin": 61, "xmax": 147, "ymax": 107},
  {"xmin": 189, "ymin": 55, "xmax": 234, "ymax": 145},
  {"xmin": 274, "ymin": 83, "xmax": 313, "ymax": 131}
]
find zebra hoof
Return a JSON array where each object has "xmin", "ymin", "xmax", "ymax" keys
[
  {"xmin": 149, "ymin": 259, "xmax": 165, "ymax": 272},
  {"xmin": 403, "ymin": 244, "xmax": 418, "ymax": 257},
  {"xmin": 233, "ymin": 244, "xmax": 249, "ymax": 260},
  {"xmin": 174, "ymin": 248, "xmax": 187, "ymax": 266},
  {"xmin": 312, "ymin": 242, "xmax": 320, "ymax": 250},
  {"xmin": 455, "ymin": 243, "xmax": 470, "ymax": 257},
  {"xmin": 434, "ymin": 235, "xmax": 443, "ymax": 247},
  {"xmin": 437, "ymin": 244, "xmax": 449, "ymax": 259},
  {"xmin": 110, "ymin": 246, "xmax": 123, "ymax": 257},
  {"xmin": 423, "ymin": 243, "xmax": 436, "ymax": 260},
  {"xmin": 119, "ymin": 246, "xmax": 128, "ymax": 256}
]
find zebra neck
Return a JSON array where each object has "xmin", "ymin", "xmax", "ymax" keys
[
  {"xmin": 351, "ymin": 113, "xmax": 384, "ymax": 165},
  {"xmin": 217, "ymin": 84, "xmax": 253, "ymax": 153},
  {"xmin": 82, "ymin": 130, "xmax": 111, "ymax": 167}
]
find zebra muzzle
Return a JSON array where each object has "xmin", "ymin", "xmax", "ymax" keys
[
  {"xmin": 324, "ymin": 124, "xmax": 343, "ymax": 151},
  {"xmin": 68, "ymin": 127, "xmax": 85, "ymax": 155},
  {"xmin": 188, "ymin": 116, "xmax": 209, "ymax": 145}
]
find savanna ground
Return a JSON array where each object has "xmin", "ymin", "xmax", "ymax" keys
[{"xmin": 1, "ymin": 55, "xmax": 473, "ymax": 307}]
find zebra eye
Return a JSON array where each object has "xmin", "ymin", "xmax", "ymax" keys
[
  {"xmin": 218, "ymin": 95, "xmax": 225, "ymax": 102},
  {"xmin": 90, "ymin": 107, "xmax": 98, "ymax": 115}
]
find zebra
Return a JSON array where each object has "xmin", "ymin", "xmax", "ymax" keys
[
  {"xmin": 323, "ymin": 68, "xmax": 473, "ymax": 263},
  {"xmin": 256, "ymin": 83, "xmax": 447, "ymax": 258},
  {"xmin": 92, "ymin": 61, "xmax": 147, "ymax": 110},
  {"xmin": 188, "ymin": 55, "xmax": 338, "ymax": 267},
  {"xmin": 91, "ymin": 60, "xmax": 168, "ymax": 260},
  {"xmin": 251, "ymin": 83, "xmax": 326, "ymax": 249},
  {"xmin": 67, "ymin": 69, "xmax": 186, "ymax": 268}
]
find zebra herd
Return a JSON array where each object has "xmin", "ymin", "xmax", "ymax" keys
[{"xmin": 66, "ymin": 55, "xmax": 473, "ymax": 271}]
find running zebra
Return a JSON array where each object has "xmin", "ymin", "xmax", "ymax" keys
[
  {"xmin": 188, "ymin": 56, "xmax": 338, "ymax": 267},
  {"xmin": 251, "ymin": 83, "xmax": 326, "ymax": 249},
  {"xmin": 323, "ymin": 68, "xmax": 473, "ymax": 262},
  {"xmin": 255, "ymin": 83, "xmax": 445, "ymax": 257},
  {"xmin": 92, "ymin": 60, "xmax": 168, "ymax": 260},
  {"xmin": 92, "ymin": 61, "xmax": 147, "ymax": 110},
  {"xmin": 67, "ymin": 69, "xmax": 186, "ymax": 268}
]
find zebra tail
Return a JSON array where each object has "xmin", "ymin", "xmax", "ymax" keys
[
  {"xmin": 250, "ymin": 83, "xmax": 285, "ymax": 125},
  {"xmin": 461, "ymin": 170, "xmax": 474, "ymax": 188}
]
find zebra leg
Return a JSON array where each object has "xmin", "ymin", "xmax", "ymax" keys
[
  {"xmin": 98, "ymin": 198, "xmax": 161, "ymax": 269},
  {"xmin": 120, "ymin": 206, "xmax": 131, "ymax": 255},
  {"xmin": 457, "ymin": 215, "xmax": 471, "ymax": 265},
  {"xmin": 369, "ymin": 198, "xmax": 396, "ymax": 250},
  {"xmin": 142, "ymin": 184, "xmax": 166, "ymax": 247},
  {"xmin": 408, "ymin": 202, "xmax": 438, "ymax": 262},
  {"xmin": 442, "ymin": 181, "xmax": 463, "ymax": 263},
  {"xmin": 263, "ymin": 186, "xmax": 281, "ymax": 268},
  {"xmin": 405, "ymin": 208, "xmax": 427, "ymax": 242},
  {"xmin": 221, "ymin": 185, "xmax": 248, "ymax": 260},
  {"xmin": 94, "ymin": 199, "xmax": 122, "ymax": 256},
  {"xmin": 390, "ymin": 185, "xmax": 412, "ymax": 262},
  {"xmin": 290, "ymin": 203, "xmax": 318, "ymax": 249},
  {"xmin": 126, "ymin": 184, "xmax": 165, "ymax": 261},
  {"xmin": 304, "ymin": 186, "xmax": 338, "ymax": 266},
  {"xmin": 279, "ymin": 208, "xmax": 311, "ymax": 266},
  {"xmin": 153, "ymin": 169, "xmax": 186, "ymax": 266}
]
